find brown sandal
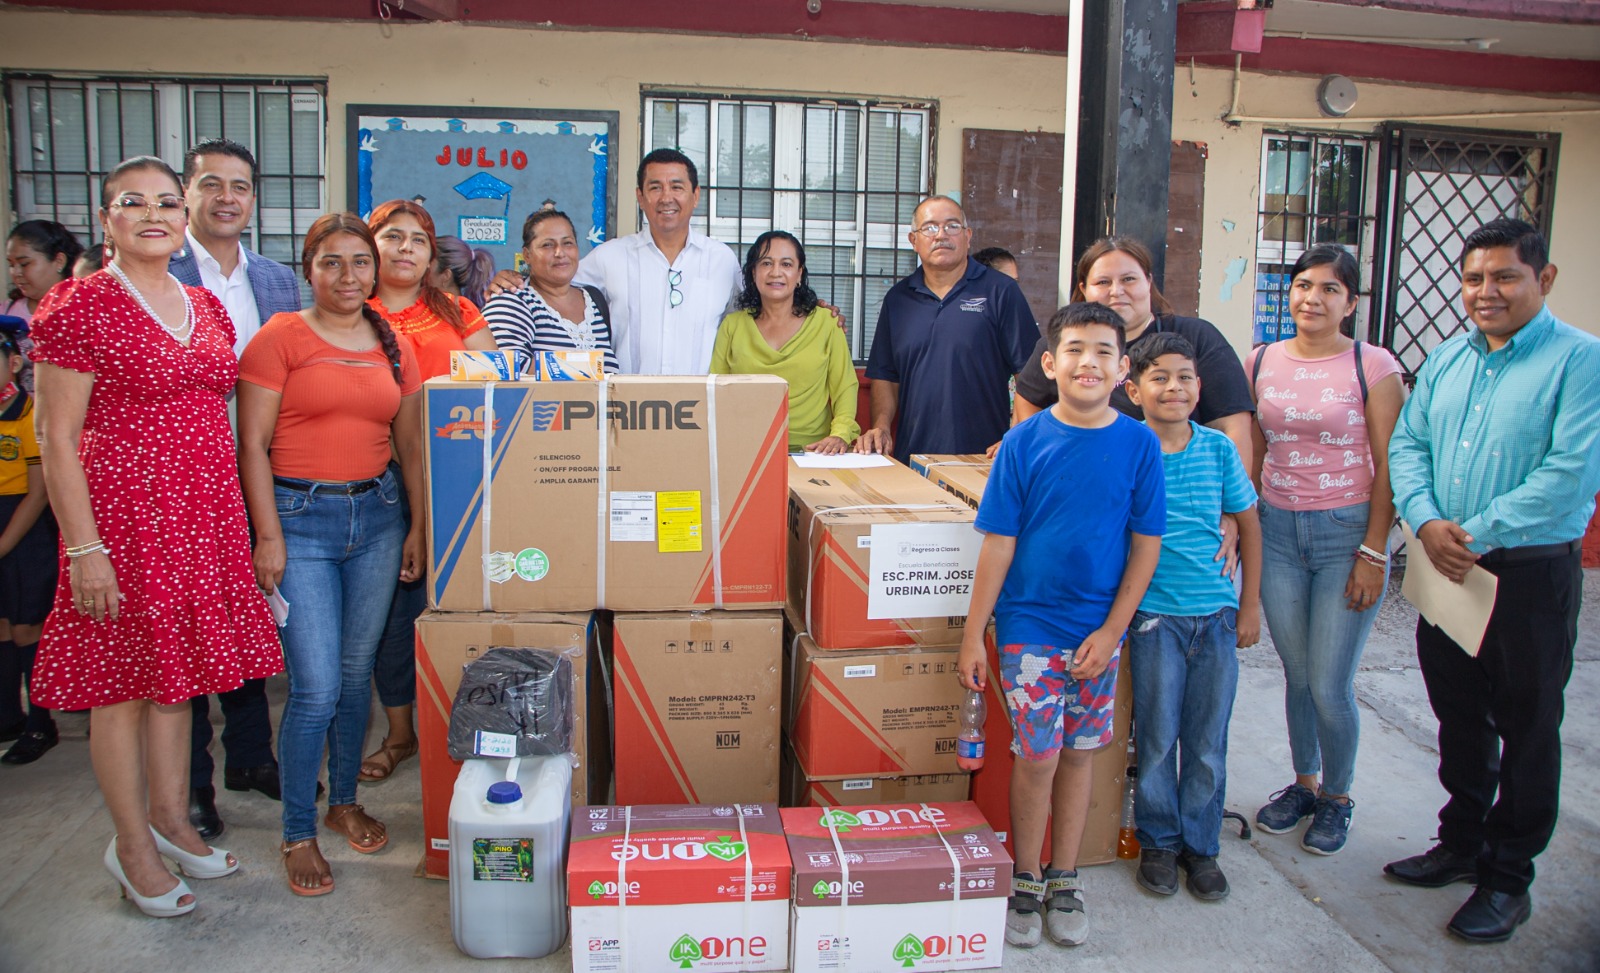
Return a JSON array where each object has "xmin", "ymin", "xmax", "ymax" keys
[
  {"xmin": 357, "ymin": 739, "xmax": 419, "ymax": 782},
  {"xmin": 324, "ymin": 803, "xmax": 388, "ymax": 854},
  {"xmin": 282, "ymin": 838, "xmax": 334, "ymax": 897}
]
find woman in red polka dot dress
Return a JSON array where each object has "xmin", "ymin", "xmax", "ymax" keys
[{"xmin": 29, "ymin": 156, "xmax": 282, "ymax": 918}]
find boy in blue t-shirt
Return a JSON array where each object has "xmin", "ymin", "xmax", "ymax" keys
[
  {"xmin": 958, "ymin": 302, "xmax": 1165, "ymax": 949},
  {"xmin": 1121, "ymin": 332, "xmax": 1262, "ymax": 902}
]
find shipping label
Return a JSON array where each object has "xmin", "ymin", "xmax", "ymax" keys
[
  {"xmin": 865, "ymin": 523, "xmax": 982, "ymax": 620},
  {"xmin": 656, "ymin": 491, "xmax": 704, "ymax": 553}
]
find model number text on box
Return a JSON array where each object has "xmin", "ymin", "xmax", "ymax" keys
[{"xmin": 866, "ymin": 522, "xmax": 982, "ymax": 619}]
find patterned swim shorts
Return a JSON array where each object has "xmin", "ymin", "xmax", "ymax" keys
[{"xmin": 998, "ymin": 642, "xmax": 1120, "ymax": 759}]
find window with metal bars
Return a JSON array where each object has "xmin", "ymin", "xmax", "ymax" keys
[
  {"xmin": 643, "ymin": 92, "xmax": 935, "ymax": 360},
  {"xmin": 1252, "ymin": 131, "xmax": 1377, "ymax": 344},
  {"xmin": 6, "ymin": 74, "xmax": 326, "ymax": 272}
]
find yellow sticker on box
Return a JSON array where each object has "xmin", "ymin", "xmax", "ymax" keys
[
  {"xmin": 450, "ymin": 350, "xmax": 521, "ymax": 381},
  {"xmin": 655, "ymin": 490, "xmax": 703, "ymax": 553}
]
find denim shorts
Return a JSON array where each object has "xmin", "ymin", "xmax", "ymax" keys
[{"xmin": 998, "ymin": 642, "xmax": 1120, "ymax": 759}]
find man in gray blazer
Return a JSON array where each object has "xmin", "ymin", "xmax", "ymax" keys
[{"xmin": 173, "ymin": 138, "xmax": 304, "ymax": 839}]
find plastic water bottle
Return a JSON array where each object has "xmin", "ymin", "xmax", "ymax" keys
[
  {"xmin": 956, "ymin": 689, "xmax": 986, "ymax": 771},
  {"xmin": 1117, "ymin": 764, "xmax": 1141, "ymax": 859}
]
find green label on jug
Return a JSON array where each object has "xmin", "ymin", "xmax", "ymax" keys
[{"xmin": 471, "ymin": 837, "xmax": 534, "ymax": 881}]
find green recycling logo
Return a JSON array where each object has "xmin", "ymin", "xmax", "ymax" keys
[
  {"xmin": 892, "ymin": 934, "xmax": 926, "ymax": 967},
  {"xmin": 819, "ymin": 808, "xmax": 861, "ymax": 832},
  {"xmin": 586, "ymin": 880, "xmax": 605, "ymax": 900},
  {"xmin": 703, "ymin": 835, "xmax": 747, "ymax": 862},
  {"xmin": 669, "ymin": 934, "xmax": 704, "ymax": 968}
]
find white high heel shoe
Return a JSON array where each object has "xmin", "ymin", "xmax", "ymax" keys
[
  {"xmin": 149, "ymin": 826, "xmax": 239, "ymax": 879},
  {"xmin": 104, "ymin": 837, "xmax": 196, "ymax": 918}
]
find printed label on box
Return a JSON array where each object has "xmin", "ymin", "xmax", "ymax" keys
[
  {"xmin": 841, "ymin": 779, "xmax": 873, "ymax": 791},
  {"xmin": 865, "ymin": 522, "xmax": 983, "ymax": 620},
  {"xmin": 843, "ymin": 665, "xmax": 877, "ymax": 679},
  {"xmin": 610, "ymin": 491, "xmax": 655, "ymax": 542},
  {"xmin": 472, "ymin": 837, "xmax": 534, "ymax": 881},
  {"xmin": 656, "ymin": 490, "xmax": 703, "ymax": 553}
]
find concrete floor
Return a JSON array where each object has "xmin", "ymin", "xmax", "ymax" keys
[{"xmin": 2, "ymin": 568, "xmax": 1598, "ymax": 973}]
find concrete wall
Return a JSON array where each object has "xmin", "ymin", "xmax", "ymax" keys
[{"xmin": 3, "ymin": 9, "xmax": 1595, "ymax": 348}]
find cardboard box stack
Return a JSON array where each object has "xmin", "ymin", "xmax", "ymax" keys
[
  {"xmin": 781, "ymin": 801, "xmax": 1011, "ymax": 973},
  {"xmin": 909, "ymin": 455, "xmax": 1134, "ymax": 866},
  {"xmin": 782, "ymin": 457, "xmax": 981, "ymax": 807},
  {"xmin": 418, "ymin": 375, "xmax": 792, "ymax": 874},
  {"xmin": 569, "ymin": 803, "xmax": 791, "ymax": 973}
]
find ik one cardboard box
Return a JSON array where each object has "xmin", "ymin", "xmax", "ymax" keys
[
  {"xmin": 908, "ymin": 454, "xmax": 992, "ymax": 511},
  {"xmin": 786, "ymin": 628, "xmax": 967, "ymax": 779},
  {"xmin": 415, "ymin": 611, "xmax": 608, "ymax": 879},
  {"xmin": 425, "ymin": 375, "xmax": 788, "ymax": 613},
  {"xmin": 787, "ymin": 458, "xmax": 979, "ymax": 650},
  {"xmin": 612, "ymin": 611, "xmax": 782, "ymax": 805},
  {"xmin": 568, "ymin": 803, "xmax": 791, "ymax": 973},
  {"xmin": 781, "ymin": 745, "xmax": 969, "ymax": 807},
  {"xmin": 966, "ymin": 627, "xmax": 1133, "ymax": 867},
  {"xmin": 781, "ymin": 802, "xmax": 1010, "ymax": 973}
]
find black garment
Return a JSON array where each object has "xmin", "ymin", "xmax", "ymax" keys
[
  {"xmin": 1416, "ymin": 547, "xmax": 1581, "ymax": 896},
  {"xmin": 1014, "ymin": 314, "xmax": 1254, "ymax": 424},
  {"xmin": 190, "ymin": 679, "xmax": 275, "ymax": 789}
]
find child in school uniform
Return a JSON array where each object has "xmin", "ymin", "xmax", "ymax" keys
[
  {"xmin": 958, "ymin": 301, "xmax": 1166, "ymax": 948},
  {"xmin": 0, "ymin": 330, "xmax": 60, "ymax": 764},
  {"xmin": 1122, "ymin": 332, "xmax": 1263, "ymax": 900}
]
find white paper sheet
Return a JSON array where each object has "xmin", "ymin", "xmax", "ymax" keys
[
  {"xmin": 266, "ymin": 585, "xmax": 290, "ymax": 627},
  {"xmin": 790, "ymin": 452, "xmax": 894, "ymax": 469},
  {"xmin": 1400, "ymin": 523, "xmax": 1498, "ymax": 657}
]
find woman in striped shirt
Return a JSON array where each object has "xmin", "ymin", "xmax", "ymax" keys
[{"xmin": 482, "ymin": 209, "xmax": 620, "ymax": 377}]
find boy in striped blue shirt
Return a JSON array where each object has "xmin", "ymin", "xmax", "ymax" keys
[{"xmin": 1123, "ymin": 333, "xmax": 1262, "ymax": 902}]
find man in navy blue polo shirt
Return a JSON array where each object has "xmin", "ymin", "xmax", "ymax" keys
[{"xmin": 857, "ymin": 196, "xmax": 1039, "ymax": 463}]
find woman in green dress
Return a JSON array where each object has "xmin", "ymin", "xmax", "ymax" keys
[{"xmin": 710, "ymin": 230, "xmax": 858, "ymax": 453}]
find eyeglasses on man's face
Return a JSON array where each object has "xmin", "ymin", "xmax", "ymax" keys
[{"xmin": 915, "ymin": 220, "xmax": 968, "ymax": 239}]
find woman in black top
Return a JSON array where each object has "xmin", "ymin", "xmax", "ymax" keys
[{"xmin": 1009, "ymin": 237, "xmax": 1254, "ymax": 465}]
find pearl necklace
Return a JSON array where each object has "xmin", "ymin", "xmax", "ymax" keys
[{"xmin": 108, "ymin": 261, "xmax": 193, "ymax": 344}]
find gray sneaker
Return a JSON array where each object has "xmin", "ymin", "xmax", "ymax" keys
[
  {"xmin": 1256, "ymin": 783, "xmax": 1318, "ymax": 834},
  {"xmin": 1005, "ymin": 872, "xmax": 1044, "ymax": 948},
  {"xmin": 1302, "ymin": 796, "xmax": 1354, "ymax": 856},
  {"xmin": 1043, "ymin": 868, "xmax": 1089, "ymax": 946}
]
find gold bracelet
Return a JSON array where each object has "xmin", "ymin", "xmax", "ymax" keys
[
  {"xmin": 65, "ymin": 539, "xmax": 105, "ymax": 556},
  {"xmin": 67, "ymin": 543, "xmax": 109, "ymax": 560}
]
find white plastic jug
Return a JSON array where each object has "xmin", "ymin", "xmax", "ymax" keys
[{"xmin": 448, "ymin": 755, "xmax": 573, "ymax": 959}]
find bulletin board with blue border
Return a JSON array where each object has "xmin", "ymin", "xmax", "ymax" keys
[{"xmin": 346, "ymin": 105, "xmax": 618, "ymax": 275}]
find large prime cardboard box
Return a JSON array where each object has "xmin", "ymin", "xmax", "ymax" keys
[
  {"xmin": 787, "ymin": 628, "xmax": 967, "ymax": 779},
  {"xmin": 569, "ymin": 803, "xmax": 791, "ymax": 973},
  {"xmin": 426, "ymin": 375, "xmax": 788, "ymax": 613},
  {"xmin": 612, "ymin": 611, "xmax": 782, "ymax": 805},
  {"xmin": 781, "ymin": 745, "xmax": 968, "ymax": 807},
  {"xmin": 415, "ymin": 611, "xmax": 608, "ymax": 878},
  {"xmin": 908, "ymin": 454, "xmax": 992, "ymax": 510},
  {"xmin": 966, "ymin": 628, "xmax": 1133, "ymax": 867},
  {"xmin": 787, "ymin": 458, "xmax": 978, "ymax": 650},
  {"xmin": 781, "ymin": 802, "xmax": 1010, "ymax": 973}
]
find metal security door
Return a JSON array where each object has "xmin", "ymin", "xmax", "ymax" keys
[{"xmin": 1370, "ymin": 124, "xmax": 1559, "ymax": 380}]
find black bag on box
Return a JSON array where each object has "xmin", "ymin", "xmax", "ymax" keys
[{"xmin": 447, "ymin": 648, "xmax": 574, "ymax": 760}]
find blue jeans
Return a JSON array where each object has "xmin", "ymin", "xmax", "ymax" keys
[
  {"xmin": 372, "ymin": 462, "xmax": 425, "ymax": 708},
  {"xmin": 1258, "ymin": 499, "xmax": 1387, "ymax": 796},
  {"xmin": 274, "ymin": 471, "xmax": 404, "ymax": 843},
  {"xmin": 1129, "ymin": 607, "xmax": 1238, "ymax": 857}
]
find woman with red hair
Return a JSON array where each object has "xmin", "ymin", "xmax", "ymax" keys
[{"xmin": 359, "ymin": 200, "xmax": 497, "ymax": 785}]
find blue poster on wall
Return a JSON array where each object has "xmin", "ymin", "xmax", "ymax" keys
[{"xmin": 347, "ymin": 106, "xmax": 618, "ymax": 278}]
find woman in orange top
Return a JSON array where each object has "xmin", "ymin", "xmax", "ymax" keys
[
  {"xmin": 237, "ymin": 213, "xmax": 424, "ymax": 896},
  {"xmin": 360, "ymin": 200, "xmax": 496, "ymax": 783}
]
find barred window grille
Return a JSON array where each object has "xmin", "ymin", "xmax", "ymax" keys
[
  {"xmin": 1252, "ymin": 132, "xmax": 1377, "ymax": 344},
  {"xmin": 6, "ymin": 74, "xmax": 326, "ymax": 271},
  {"xmin": 643, "ymin": 92, "xmax": 936, "ymax": 360}
]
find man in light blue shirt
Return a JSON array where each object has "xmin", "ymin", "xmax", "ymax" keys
[{"xmin": 1384, "ymin": 218, "xmax": 1600, "ymax": 944}]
